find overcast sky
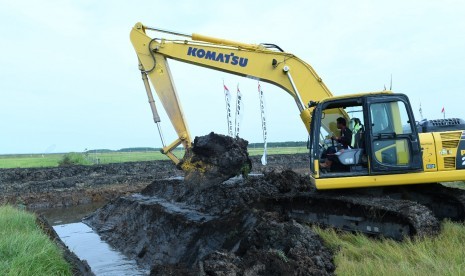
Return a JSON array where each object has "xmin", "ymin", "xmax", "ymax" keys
[{"xmin": 1, "ymin": 0, "xmax": 464, "ymax": 154}]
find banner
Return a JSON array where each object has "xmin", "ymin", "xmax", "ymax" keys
[
  {"xmin": 234, "ymin": 85, "xmax": 244, "ymax": 137},
  {"xmin": 223, "ymin": 83, "xmax": 233, "ymax": 137},
  {"xmin": 258, "ymin": 82, "xmax": 268, "ymax": 165}
]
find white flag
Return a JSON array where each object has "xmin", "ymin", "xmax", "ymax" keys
[
  {"xmin": 235, "ymin": 85, "xmax": 244, "ymax": 137},
  {"xmin": 223, "ymin": 84, "xmax": 233, "ymax": 137},
  {"xmin": 258, "ymin": 82, "xmax": 268, "ymax": 165}
]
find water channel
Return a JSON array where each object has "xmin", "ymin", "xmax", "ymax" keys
[{"xmin": 38, "ymin": 203, "xmax": 149, "ymax": 276}]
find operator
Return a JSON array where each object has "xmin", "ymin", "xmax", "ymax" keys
[{"xmin": 320, "ymin": 117, "xmax": 352, "ymax": 169}]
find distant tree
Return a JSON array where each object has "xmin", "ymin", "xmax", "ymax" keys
[
  {"xmin": 117, "ymin": 147, "xmax": 159, "ymax": 152},
  {"xmin": 85, "ymin": 149, "xmax": 113, "ymax": 154}
]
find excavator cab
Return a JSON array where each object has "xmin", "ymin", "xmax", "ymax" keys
[{"xmin": 309, "ymin": 93, "xmax": 423, "ymax": 188}]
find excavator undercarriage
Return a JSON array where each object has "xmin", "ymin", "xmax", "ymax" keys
[{"xmin": 263, "ymin": 183, "xmax": 465, "ymax": 240}]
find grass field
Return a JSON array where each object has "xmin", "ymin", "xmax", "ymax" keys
[
  {"xmin": 315, "ymin": 221, "xmax": 465, "ymax": 275},
  {"xmin": 0, "ymin": 205, "xmax": 72, "ymax": 275},
  {"xmin": 0, "ymin": 147, "xmax": 308, "ymax": 169}
]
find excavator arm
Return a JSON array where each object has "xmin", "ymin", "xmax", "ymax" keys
[{"xmin": 130, "ymin": 22, "xmax": 342, "ymax": 164}]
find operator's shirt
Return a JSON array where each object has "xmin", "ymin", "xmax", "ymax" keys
[{"xmin": 339, "ymin": 127, "xmax": 352, "ymax": 149}]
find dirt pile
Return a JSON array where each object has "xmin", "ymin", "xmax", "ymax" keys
[
  {"xmin": 178, "ymin": 132, "xmax": 252, "ymax": 190},
  {"xmin": 151, "ymin": 213, "xmax": 332, "ymax": 276},
  {"xmin": 0, "ymin": 161, "xmax": 177, "ymax": 184},
  {"xmin": 0, "ymin": 161, "xmax": 180, "ymax": 209},
  {"xmin": 0, "ymin": 153, "xmax": 309, "ymax": 209},
  {"xmin": 84, "ymin": 170, "xmax": 334, "ymax": 275}
]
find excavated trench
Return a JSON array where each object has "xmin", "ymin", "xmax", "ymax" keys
[
  {"xmin": 85, "ymin": 175, "xmax": 335, "ymax": 275},
  {"xmin": 85, "ymin": 133, "xmax": 335, "ymax": 275}
]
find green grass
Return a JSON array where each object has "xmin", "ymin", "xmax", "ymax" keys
[
  {"xmin": 0, "ymin": 205, "xmax": 72, "ymax": 275},
  {"xmin": 442, "ymin": 181, "xmax": 465, "ymax": 189},
  {"xmin": 314, "ymin": 221, "xmax": 465, "ymax": 276},
  {"xmin": 0, "ymin": 151, "xmax": 172, "ymax": 169},
  {"xmin": 0, "ymin": 154, "xmax": 64, "ymax": 168},
  {"xmin": 248, "ymin": 146, "xmax": 308, "ymax": 156},
  {"xmin": 0, "ymin": 147, "xmax": 307, "ymax": 169}
]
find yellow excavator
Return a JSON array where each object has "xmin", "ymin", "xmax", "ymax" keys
[{"xmin": 130, "ymin": 22, "xmax": 465, "ymax": 239}]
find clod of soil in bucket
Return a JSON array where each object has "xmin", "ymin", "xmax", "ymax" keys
[{"xmin": 178, "ymin": 132, "xmax": 252, "ymax": 190}]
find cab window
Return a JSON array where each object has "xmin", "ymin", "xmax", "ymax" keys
[
  {"xmin": 370, "ymin": 101, "xmax": 413, "ymax": 135},
  {"xmin": 370, "ymin": 100, "xmax": 413, "ymax": 166}
]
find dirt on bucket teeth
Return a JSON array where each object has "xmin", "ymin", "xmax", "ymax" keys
[{"xmin": 84, "ymin": 133, "xmax": 334, "ymax": 275}]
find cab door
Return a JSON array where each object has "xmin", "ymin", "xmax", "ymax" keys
[{"xmin": 366, "ymin": 94, "xmax": 423, "ymax": 173}]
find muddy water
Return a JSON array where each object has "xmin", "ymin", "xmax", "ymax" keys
[
  {"xmin": 39, "ymin": 203, "xmax": 149, "ymax": 276},
  {"xmin": 54, "ymin": 222, "xmax": 148, "ymax": 275},
  {"xmin": 38, "ymin": 202, "xmax": 107, "ymax": 225}
]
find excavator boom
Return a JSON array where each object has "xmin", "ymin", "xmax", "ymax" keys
[{"xmin": 130, "ymin": 22, "xmax": 342, "ymax": 163}]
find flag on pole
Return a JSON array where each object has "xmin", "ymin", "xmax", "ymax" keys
[
  {"xmin": 258, "ymin": 82, "xmax": 268, "ymax": 165},
  {"xmin": 234, "ymin": 84, "xmax": 244, "ymax": 137},
  {"xmin": 419, "ymin": 102, "xmax": 423, "ymax": 120},
  {"xmin": 441, "ymin": 107, "xmax": 445, "ymax": 113},
  {"xmin": 223, "ymin": 83, "xmax": 233, "ymax": 137}
]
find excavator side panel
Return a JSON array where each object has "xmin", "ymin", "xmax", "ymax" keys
[
  {"xmin": 403, "ymin": 131, "xmax": 465, "ymax": 172},
  {"xmin": 431, "ymin": 130, "xmax": 465, "ymax": 171},
  {"xmin": 419, "ymin": 133, "xmax": 438, "ymax": 172}
]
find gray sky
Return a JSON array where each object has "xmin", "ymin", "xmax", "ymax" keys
[{"xmin": 1, "ymin": 0, "xmax": 464, "ymax": 154}]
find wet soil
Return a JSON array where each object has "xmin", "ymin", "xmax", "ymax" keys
[
  {"xmin": 0, "ymin": 161, "xmax": 179, "ymax": 209},
  {"xmin": 179, "ymin": 132, "xmax": 252, "ymax": 190},
  {"xmin": 0, "ymin": 154, "xmax": 309, "ymax": 209},
  {"xmin": 84, "ymin": 132, "xmax": 331, "ymax": 275},
  {"xmin": 85, "ymin": 172, "xmax": 334, "ymax": 275},
  {"xmin": 86, "ymin": 170, "xmax": 439, "ymax": 274},
  {"xmin": 2, "ymin": 137, "xmax": 321, "ymax": 275},
  {"xmin": 82, "ymin": 133, "xmax": 448, "ymax": 274}
]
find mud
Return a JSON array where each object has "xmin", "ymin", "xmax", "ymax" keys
[
  {"xmin": 33, "ymin": 133, "xmax": 326, "ymax": 275},
  {"xmin": 0, "ymin": 153, "xmax": 309, "ymax": 209},
  {"xmin": 84, "ymin": 171, "xmax": 334, "ymax": 275},
  {"xmin": 0, "ymin": 161, "xmax": 180, "ymax": 209},
  {"xmin": 179, "ymin": 132, "xmax": 252, "ymax": 190}
]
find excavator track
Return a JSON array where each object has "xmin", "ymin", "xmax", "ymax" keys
[
  {"xmin": 257, "ymin": 183, "xmax": 465, "ymax": 240},
  {"xmin": 259, "ymin": 192, "xmax": 440, "ymax": 240},
  {"xmin": 350, "ymin": 183, "xmax": 465, "ymax": 222}
]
